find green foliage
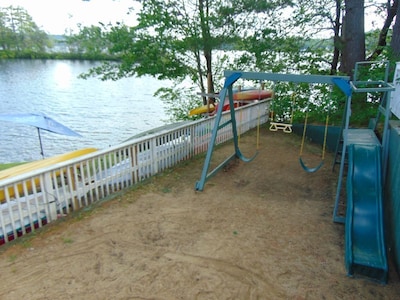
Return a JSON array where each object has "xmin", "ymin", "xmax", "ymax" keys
[
  {"xmin": 353, "ymin": 60, "xmax": 390, "ymax": 83},
  {"xmin": 270, "ymin": 82, "xmax": 345, "ymax": 125},
  {"xmin": 0, "ymin": 1, "xmax": 396, "ymax": 127},
  {"xmin": 155, "ymin": 85, "xmax": 203, "ymax": 122},
  {"xmin": 0, "ymin": 6, "xmax": 51, "ymax": 53},
  {"xmin": 346, "ymin": 61, "xmax": 392, "ymax": 126},
  {"xmin": 65, "ymin": 25, "xmax": 111, "ymax": 56},
  {"xmin": 78, "ymin": 0, "xmax": 329, "ymax": 120}
]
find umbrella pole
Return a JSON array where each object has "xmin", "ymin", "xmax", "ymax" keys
[{"xmin": 37, "ymin": 128, "xmax": 45, "ymax": 159}]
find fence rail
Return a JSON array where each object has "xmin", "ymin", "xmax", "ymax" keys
[{"xmin": 0, "ymin": 100, "xmax": 270, "ymax": 245}]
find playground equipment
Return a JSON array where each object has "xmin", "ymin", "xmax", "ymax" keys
[
  {"xmin": 195, "ymin": 71, "xmax": 349, "ymax": 191},
  {"xmin": 269, "ymin": 86, "xmax": 295, "ymax": 133},
  {"xmin": 196, "ymin": 64, "xmax": 393, "ymax": 283},
  {"xmin": 195, "ymin": 72, "xmax": 258, "ymax": 191},
  {"xmin": 332, "ymin": 61, "xmax": 394, "ymax": 283},
  {"xmin": 298, "ymin": 87, "xmax": 331, "ymax": 173},
  {"xmin": 345, "ymin": 143, "xmax": 387, "ymax": 283},
  {"xmin": 298, "ymin": 109, "xmax": 329, "ymax": 173}
]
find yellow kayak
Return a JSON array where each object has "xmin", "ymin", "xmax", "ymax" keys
[
  {"xmin": 233, "ymin": 89, "xmax": 274, "ymax": 101},
  {"xmin": 0, "ymin": 148, "xmax": 97, "ymax": 202},
  {"xmin": 189, "ymin": 103, "xmax": 215, "ymax": 116},
  {"xmin": 189, "ymin": 89, "xmax": 274, "ymax": 116}
]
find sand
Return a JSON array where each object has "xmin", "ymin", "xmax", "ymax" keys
[{"xmin": 0, "ymin": 128, "xmax": 399, "ymax": 299}]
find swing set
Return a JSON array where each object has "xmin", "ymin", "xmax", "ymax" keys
[
  {"xmin": 297, "ymin": 85, "xmax": 332, "ymax": 173},
  {"xmin": 269, "ymin": 85, "xmax": 296, "ymax": 134},
  {"xmin": 269, "ymin": 82, "xmax": 332, "ymax": 173},
  {"xmin": 298, "ymin": 105, "xmax": 329, "ymax": 172},
  {"xmin": 195, "ymin": 70, "xmax": 349, "ymax": 191}
]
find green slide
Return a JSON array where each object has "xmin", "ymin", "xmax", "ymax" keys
[{"xmin": 345, "ymin": 144, "xmax": 388, "ymax": 283}]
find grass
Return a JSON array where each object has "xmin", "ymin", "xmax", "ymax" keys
[
  {"xmin": 0, "ymin": 162, "xmax": 27, "ymax": 171},
  {"xmin": 62, "ymin": 237, "xmax": 74, "ymax": 244},
  {"xmin": 8, "ymin": 254, "xmax": 17, "ymax": 263}
]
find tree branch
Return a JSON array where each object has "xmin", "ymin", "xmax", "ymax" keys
[{"xmin": 367, "ymin": 0, "xmax": 399, "ymax": 60}]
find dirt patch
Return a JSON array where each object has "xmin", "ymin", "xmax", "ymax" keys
[{"xmin": 0, "ymin": 127, "xmax": 399, "ymax": 299}]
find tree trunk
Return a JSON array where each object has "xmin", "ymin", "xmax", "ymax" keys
[
  {"xmin": 340, "ymin": 0, "xmax": 365, "ymax": 77},
  {"xmin": 331, "ymin": 0, "xmax": 343, "ymax": 74},
  {"xmin": 390, "ymin": 0, "xmax": 400, "ymax": 59},
  {"xmin": 194, "ymin": 50, "xmax": 208, "ymax": 105},
  {"xmin": 199, "ymin": 0, "xmax": 215, "ymax": 104}
]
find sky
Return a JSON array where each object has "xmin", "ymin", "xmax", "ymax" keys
[
  {"xmin": 0, "ymin": 0, "xmax": 385, "ymax": 35},
  {"xmin": 1, "ymin": 0, "xmax": 139, "ymax": 34}
]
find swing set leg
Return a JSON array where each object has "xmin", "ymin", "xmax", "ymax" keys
[{"xmin": 195, "ymin": 73, "xmax": 257, "ymax": 191}]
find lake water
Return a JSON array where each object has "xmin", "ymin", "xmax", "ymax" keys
[{"xmin": 0, "ymin": 59, "xmax": 171, "ymax": 163}]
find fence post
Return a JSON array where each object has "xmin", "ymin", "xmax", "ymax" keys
[{"xmin": 43, "ymin": 172, "xmax": 57, "ymax": 221}]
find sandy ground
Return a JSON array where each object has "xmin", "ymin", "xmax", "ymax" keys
[{"xmin": 0, "ymin": 127, "xmax": 400, "ymax": 299}]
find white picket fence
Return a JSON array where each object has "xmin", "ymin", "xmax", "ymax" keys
[{"xmin": 0, "ymin": 100, "xmax": 270, "ymax": 245}]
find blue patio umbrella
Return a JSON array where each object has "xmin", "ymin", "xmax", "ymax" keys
[{"xmin": 0, "ymin": 113, "xmax": 82, "ymax": 158}]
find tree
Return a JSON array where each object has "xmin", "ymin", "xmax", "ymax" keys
[
  {"xmin": 330, "ymin": 0, "xmax": 343, "ymax": 75},
  {"xmin": 368, "ymin": 0, "xmax": 399, "ymax": 61},
  {"xmin": 283, "ymin": 0, "xmax": 398, "ymax": 76},
  {"xmin": 338, "ymin": 0, "xmax": 400, "ymax": 76},
  {"xmin": 390, "ymin": 0, "xmax": 400, "ymax": 59},
  {"xmin": 65, "ymin": 24, "xmax": 111, "ymax": 57},
  {"xmin": 0, "ymin": 6, "xmax": 51, "ymax": 53},
  {"xmin": 82, "ymin": 0, "xmax": 291, "ymax": 106},
  {"xmin": 76, "ymin": 0, "xmax": 396, "ymax": 123},
  {"xmin": 340, "ymin": 0, "xmax": 366, "ymax": 76}
]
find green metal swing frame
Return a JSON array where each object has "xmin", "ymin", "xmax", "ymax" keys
[{"xmin": 195, "ymin": 70, "xmax": 349, "ymax": 191}]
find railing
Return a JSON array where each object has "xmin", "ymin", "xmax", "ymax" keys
[{"xmin": 0, "ymin": 100, "xmax": 270, "ymax": 245}]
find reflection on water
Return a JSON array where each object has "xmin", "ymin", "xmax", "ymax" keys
[
  {"xmin": 0, "ymin": 59, "xmax": 170, "ymax": 163},
  {"xmin": 53, "ymin": 61, "xmax": 73, "ymax": 89}
]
